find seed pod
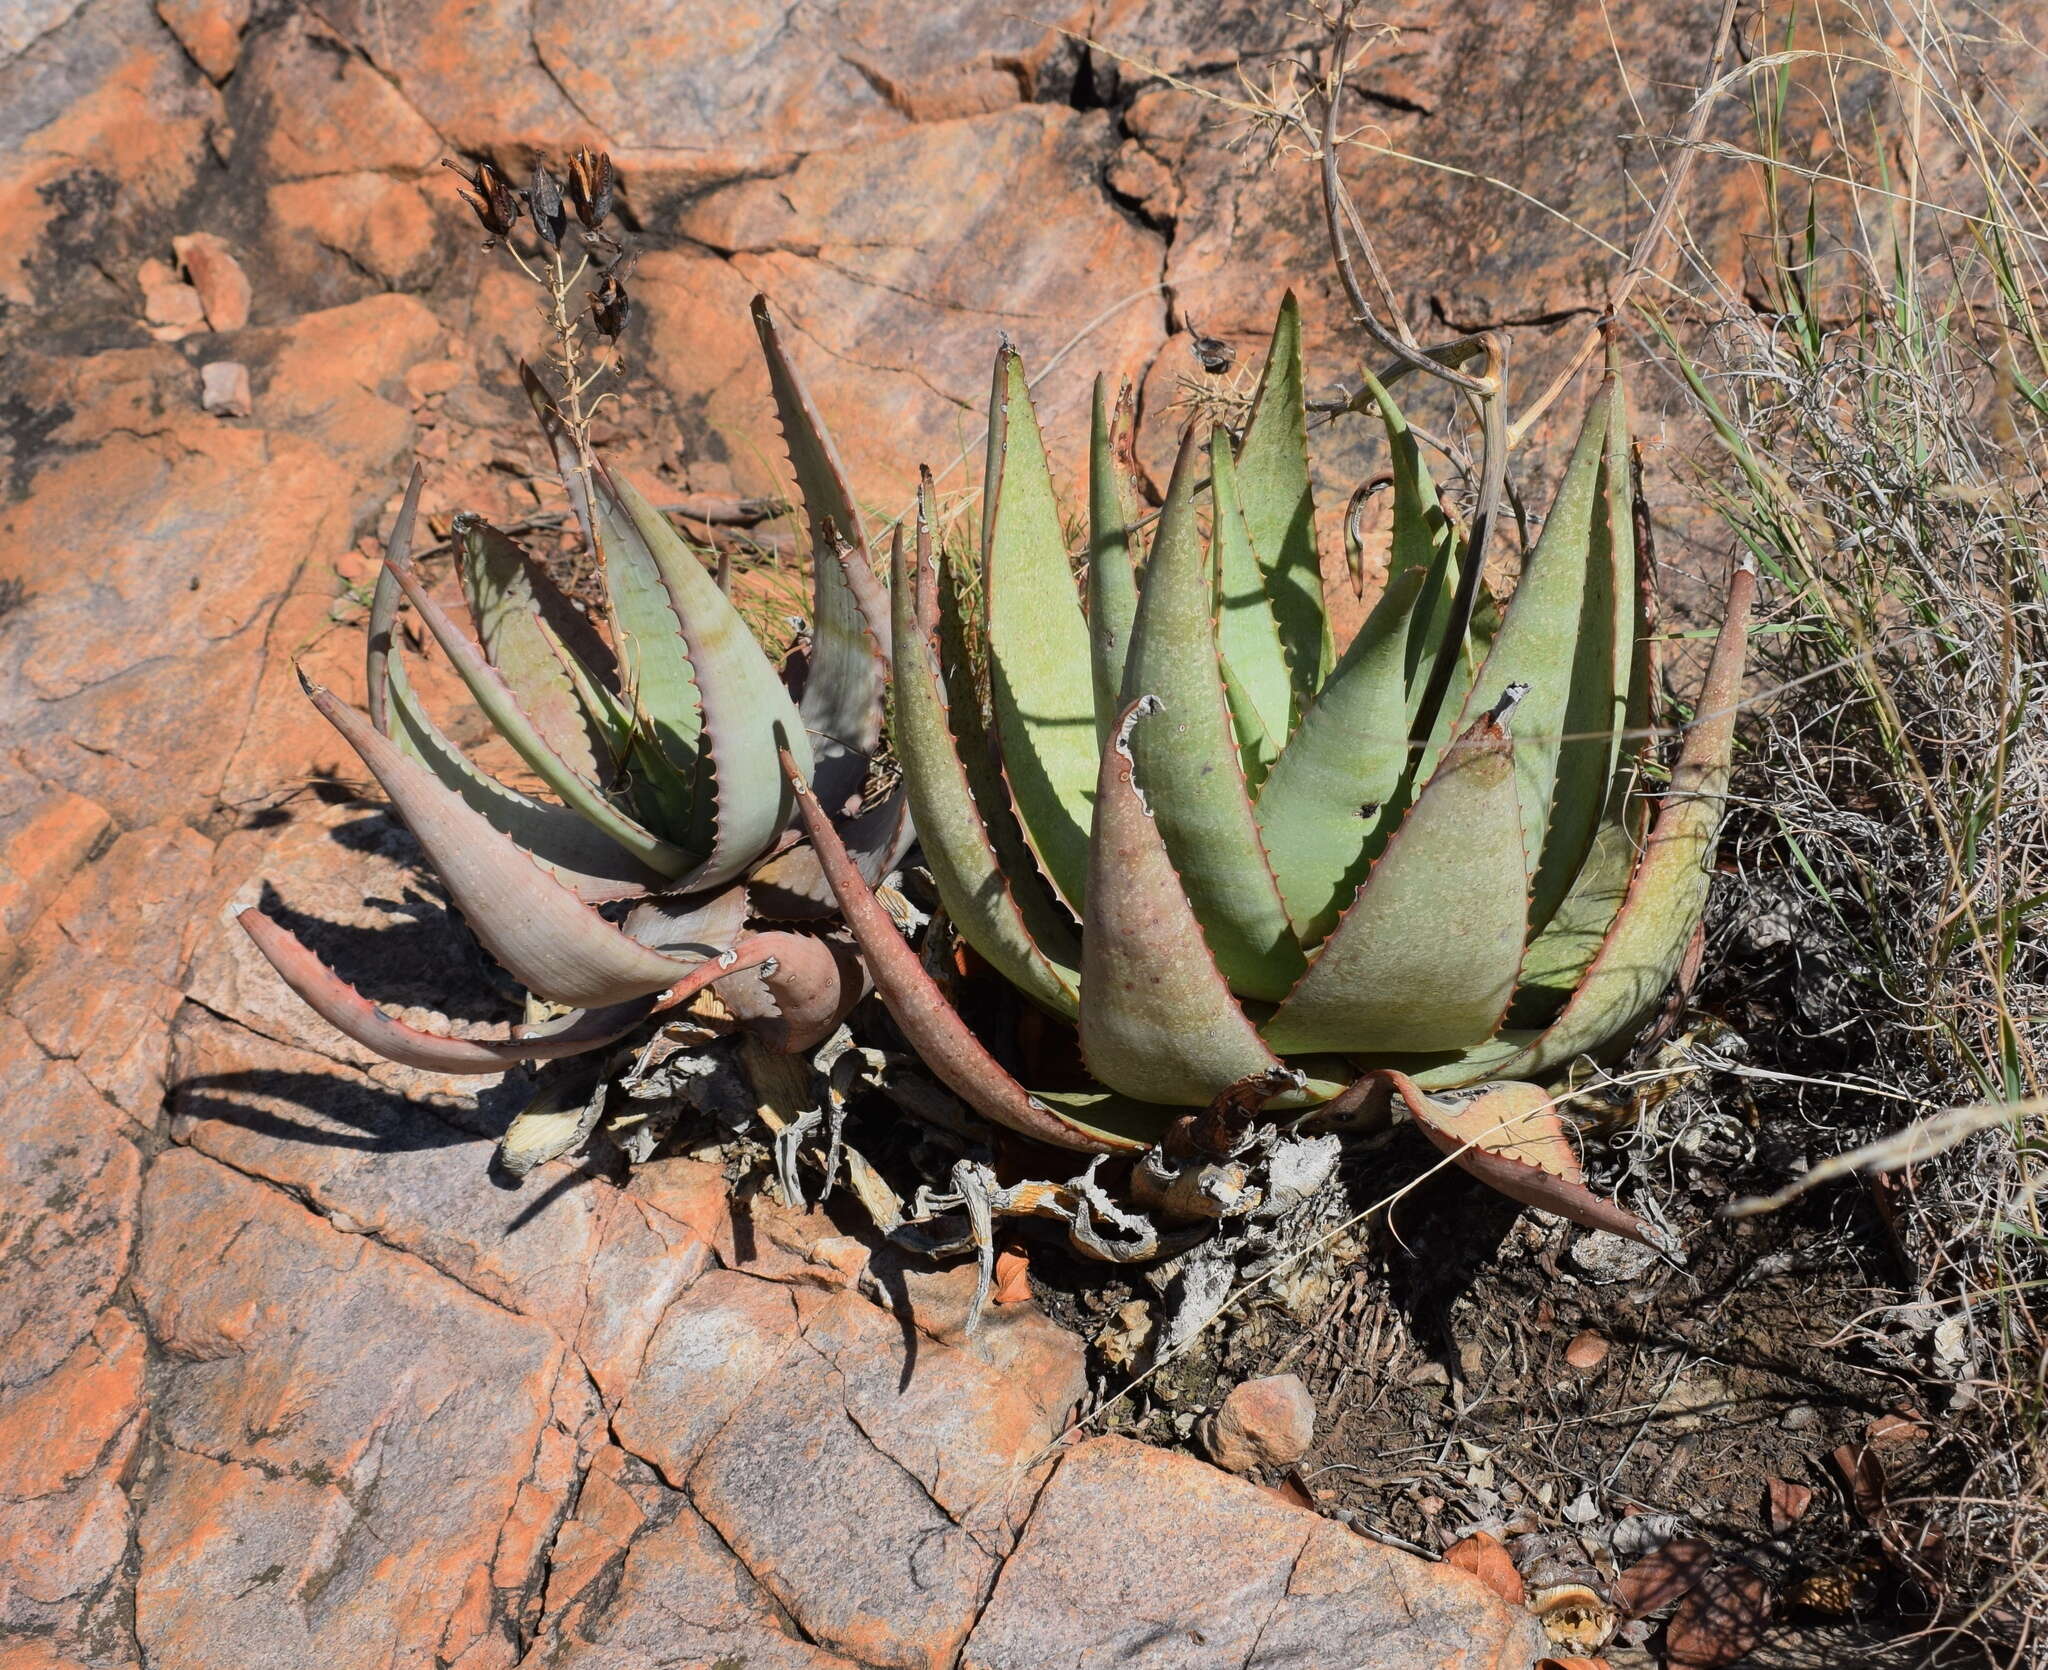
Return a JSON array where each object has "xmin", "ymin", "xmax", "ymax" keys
[
  {"xmin": 528, "ymin": 159, "xmax": 567, "ymax": 248},
  {"xmin": 567, "ymin": 147, "xmax": 615, "ymax": 229},
  {"xmin": 590, "ymin": 272, "xmax": 631, "ymax": 338},
  {"xmin": 446, "ymin": 157, "xmax": 522, "ymax": 238}
]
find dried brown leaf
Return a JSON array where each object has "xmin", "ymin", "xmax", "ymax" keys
[
  {"xmin": 1444, "ymin": 1531, "xmax": 1525, "ymax": 1606},
  {"xmin": 1665, "ymin": 1564, "xmax": 1773, "ymax": 1670}
]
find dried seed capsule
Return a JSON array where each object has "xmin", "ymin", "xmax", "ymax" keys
[
  {"xmin": 567, "ymin": 147, "xmax": 615, "ymax": 229},
  {"xmin": 590, "ymin": 272, "xmax": 630, "ymax": 338},
  {"xmin": 528, "ymin": 159, "xmax": 567, "ymax": 248},
  {"xmin": 445, "ymin": 157, "xmax": 522, "ymax": 238}
]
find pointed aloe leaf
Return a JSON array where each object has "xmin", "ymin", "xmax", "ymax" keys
[
  {"xmin": 1386, "ymin": 1074, "xmax": 1666, "ymax": 1247},
  {"xmin": 602, "ymin": 470, "xmax": 816, "ymax": 889},
  {"xmin": 782, "ymin": 748, "xmax": 1126, "ymax": 1153},
  {"xmin": 752, "ymin": 297, "xmax": 889, "ymax": 811},
  {"xmin": 457, "ymin": 519, "xmax": 619, "ymax": 784},
  {"xmin": 658, "ymin": 929, "xmax": 863, "ymax": 1057},
  {"xmin": 381, "ymin": 552, "xmax": 693, "ymax": 877},
  {"xmin": 1494, "ymin": 563, "xmax": 1756, "ymax": 1080},
  {"xmin": 1511, "ymin": 542, "xmax": 1657, "ymax": 1028},
  {"xmin": 304, "ymin": 675, "xmax": 696, "ymax": 1007},
  {"xmin": 625, "ymin": 884, "xmax": 751, "ymax": 958},
  {"xmin": 239, "ymin": 908, "xmax": 652, "ymax": 1074},
  {"xmin": 890, "ymin": 510, "xmax": 1080, "ymax": 1016},
  {"xmin": 1527, "ymin": 358, "xmax": 1634, "ymax": 938},
  {"xmin": 1256, "ymin": 368, "xmax": 1459, "ymax": 941},
  {"xmin": 1451, "ymin": 376, "xmax": 1615, "ymax": 880},
  {"xmin": 365, "ymin": 465, "xmax": 423, "ymax": 735},
  {"xmin": 1120, "ymin": 431, "xmax": 1304, "ymax": 1000},
  {"xmin": 1218, "ymin": 650, "xmax": 1279, "ymax": 789},
  {"xmin": 1235, "ymin": 292, "xmax": 1330, "ymax": 697},
  {"xmin": 1079, "ymin": 697, "xmax": 1290, "ymax": 1106},
  {"xmin": 747, "ymin": 783, "xmax": 914, "ymax": 921},
  {"xmin": 383, "ymin": 643, "xmax": 658, "ymax": 903},
  {"xmin": 587, "ymin": 473, "xmax": 707, "ymax": 841},
  {"xmin": 1263, "ymin": 698, "xmax": 1530, "ymax": 1056},
  {"xmin": 1087, "ymin": 376, "xmax": 1142, "ymax": 743},
  {"xmin": 984, "ymin": 344, "xmax": 1099, "ymax": 911},
  {"xmin": 1210, "ymin": 427, "xmax": 1294, "ymax": 749}
]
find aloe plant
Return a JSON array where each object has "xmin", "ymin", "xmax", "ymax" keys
[
  {"xmin": 794, "ymin": 295, "xmax": 1755, "ymax": 1245},
  {"xmin": 241, "ymin": 298, "xmax": 910, "ymax": 1077}
]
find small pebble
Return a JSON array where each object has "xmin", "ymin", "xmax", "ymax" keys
[
  {"xmin": 1781, "ymin": 1402, "xmax": 1820, "ymax": 1431},
  {"xmin": 200, "ymin": 360, "xmax": 252, "ymax": 417},
  {"xmin": 1203, "ymin": 1373, "xmax": 1316, "ymax": 1474}
]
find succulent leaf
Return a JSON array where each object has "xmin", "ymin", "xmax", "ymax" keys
[
  {"xmin": 1256, "ymin": 370, "xmax": 1459, "ymax": 940},
  {"xmin": 1449, "ymin": 373, "xmax": 1615, "ymax": 880},
  {"xmin": 1217, "ymin": 649, "xmax": 1281, "ymax": 787},
  {"xmin": 303, "ymin": 674, "xmax": 699, "ymax": 1007},
  {"xmin": 1526, "ymin": 359, "xmax": 1634, "ymax": 938},
  {"xmin": 1209, "ymin": 428, "xmax": 1294, "ymax": 757},
  {"xmin": 624, "ymin": 883, "xmax": 751, "ymax": 959},
  {"xmin": 983, "ymin": 344, "xmax": 1100, "ymax": 910},
  {"xmin": 588, "ymin": 469, "xmax": 709, "ymax": 840},
  {"xmin": 1086, "ymin": 376, "xmax": 1142, "ymax": 742},
  {"xmin": 380, "ymin": 548, "xmax": 694, "ymax": 877},
  {"xmin": 1263, "ymin": 699, "xmax": 1530, "ymax": 1056},
  {"xmin": 1494, "ymin": 561, "xmax": 1756, "ymax": 1080},
  {"xmin": 646, "ymin": 929, "xmax": 864, "ymax": 1056},
  {"xmin": 365, "ymin": 464, "xmax": 423, "ymax": 736},
  {"xmin": 520, "ymin": 363, "xmax": 596, "ymax": 551},
  {"xmin": 782, "ymin": 747, "xmax": 1131, "ymax": 1152},
  {"xmin": 1386, "ymin": 1074, "xmax": 1667, "ymax": 1247},
  {"xmin": 746, "ymin": 783, "xmax": 914, "ymax": 920},
  {"xmin": 382, "ymin": 641, "xmax": 659, "ymax": 902},
  {"xmin": 457, "ymin": 519, "xmax": 622, "ymax": 785},
  {"xmin": 1078, "ymin": 697, "xmax": 1291, "ymax": 1106},
  {"xmin": 890, "ymin": 510, "xmax": 1081, "ymax": 1015},
  {"xmin": 239, "ymin": 907, "xmax": 654, "ymax": 1073},
  {"xmin": 752, "ymin": 297, "xmax": 890, "ymax": 812},
  {"xmin": 1119, "ymin": 430, "xmax": 1304, "ymax": 1000},
  {"xmin": 604, "ymin": 469, "xmax": 816, "ymax": 889},
  {"xmin": 1233, "ymin": 292, "xmax": 1331, "ymax": 698}
]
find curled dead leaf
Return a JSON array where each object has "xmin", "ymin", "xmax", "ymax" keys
[
  {"xmin": 990, "ymin": 1245, "xmax": 1033, "ymax": 1306},
  {"xmin": 1665, "ymin": 1563, "xmax": 1774, "ymax": 1670},
  {"xmin": 1615, "ymin": 1535, "xmax": 1713, "ymax": 1618},
  {"xmin": 1443, "ymin": 1530, "xmax": 1525, "ymax": 1606},
  {"xmin": 1766, "ymin": 1476, "xmax": 1813, "ymax": 1531}
]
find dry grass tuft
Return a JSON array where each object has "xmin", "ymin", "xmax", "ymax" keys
[{"xmin": 1650, "ymin": 2, "xmax": 2048, "ymax": 1654}]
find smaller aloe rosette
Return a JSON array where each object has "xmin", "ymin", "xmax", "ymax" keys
[{"xmin": 241, "ymin": 300, "xmax": 914, "ymax": 1082}]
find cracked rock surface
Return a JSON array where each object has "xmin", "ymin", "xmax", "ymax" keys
[{"xmin": 0, "ymin": 0, "xmax": 1794, "ymax": 1662}]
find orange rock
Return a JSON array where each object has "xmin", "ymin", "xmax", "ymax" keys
[
  {"xmin": 173, "ymin": 231, "xmax": 251, "ymax": 329},
  {"xmin": 156, "ymin": 0, "xmax": 252, "ymax": 81},
  {"xmin": 0, "ymin": 789, "xmax": 110, "ymax": 964},
  {"xmin": 1565, "ymin": 1329, "xmax": 1611, "ymax": 1372},
  {"xmin": 961, "ymin": 1437, "xmax": 1548, "ymax": 1668},
  {"xmin": 0, "ymin": 1310, "xmax": 145, "ymax": 1503},
  {"xmin": 268, "ymin": 172, "xmax": 444, "ymax": 290},
  {"xmin": 244, "ymin": 15, "xmax": 441, "ymax": 179},
  {"xmin": 0, "ymin": 1021, "xmax": 142, "ymax": 1394},
  {"xmin": 687, "ymin": 1287, "xmax": 1052, "ymax": 1670},
  {"xmin": 1205, "ymin": 1373, "xmax": 1317, "ymax": 1473},
  {"xmin": 131, "ymin": 1148, "xmax": 569, "ymax": 1667},
  {"xmin": 656, "ymin": 106, "xmax": 1166, "ymax": 506},
  {"xmin": 139, "ymin": 256, "xmax": 206, "ymax": 338},
  {"xmin": 611, "ymin": 1270, "xmax": 802, "ymax": 1481},
  {"xmin": 0, "ymin": 21, "xmax": 221, "ymax": 311}
]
